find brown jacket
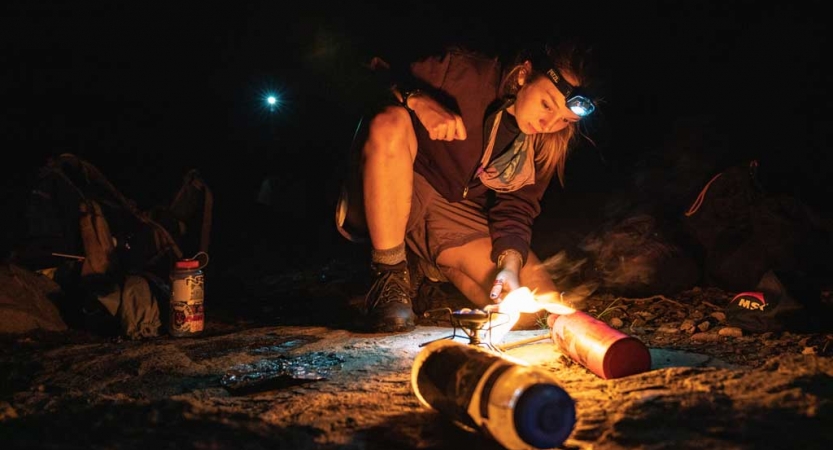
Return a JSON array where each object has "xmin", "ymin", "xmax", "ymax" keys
[{"xmin": 409, "ymin": 48, "xmax": 556, "ymax": 264}]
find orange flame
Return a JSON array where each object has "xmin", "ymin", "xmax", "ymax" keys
[{"xmin": 484, "ymin": 287, "xmax": 576, "ymax": 343}]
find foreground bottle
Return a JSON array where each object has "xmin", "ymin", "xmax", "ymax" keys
[
  {"xmin": 411, "ymin": 340, "xmax": 575, "ymax": 449},
  {"xmin": 549, "ymin": 310, "xmax": 651, "ymax": 379}
]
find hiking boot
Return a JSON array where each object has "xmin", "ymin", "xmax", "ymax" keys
[{"xmin": 365, "ymin": 261, "xmax": 416, "ymax": 332}]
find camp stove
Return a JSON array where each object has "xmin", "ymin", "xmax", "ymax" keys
[{"xmin": 419, "ymin": 307, "xmax": 509, "ymax": 352}]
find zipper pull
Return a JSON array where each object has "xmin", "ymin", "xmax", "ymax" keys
[{"xmin": 463, "ymin": 164, "xmax": 484, "ymax": 199}]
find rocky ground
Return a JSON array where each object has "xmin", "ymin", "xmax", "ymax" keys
[
  {"xmin": 2, "ymin": 174, "xmax": 832, "ymax": 449},
  {"xmin": 1, "ymin": 238, "xmax": 832, "ymax": 450}
]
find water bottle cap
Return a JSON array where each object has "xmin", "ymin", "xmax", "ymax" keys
[
  {"xmin": 514, "ymin": 383, "xmax": 576, "ymax": 449},
  {"xmin": 175, "ymin": 259, "xmax": 200, "ymax": 269}
]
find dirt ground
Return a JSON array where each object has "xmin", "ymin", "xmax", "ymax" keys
[{"xmin": 2, "ymin": 241, "xmax": 832, "ymax": 450}]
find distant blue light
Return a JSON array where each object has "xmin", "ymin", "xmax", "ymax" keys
[{"xmin": 257, "ymin": 85, "xmax": 285, "ymax": 118}]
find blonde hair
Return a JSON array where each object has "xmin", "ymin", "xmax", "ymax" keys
[{"xmin": 499, "ymin": 42, "xmax": 592, "ymax": 187}]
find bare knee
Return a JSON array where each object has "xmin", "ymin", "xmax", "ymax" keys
[
  {"xmin": 437, "ymin": 262, "xmax": 492, "ymax": 308},
  {"xmin": 364, "ymin": 106, "xmax": 416, "ymax": 160}
]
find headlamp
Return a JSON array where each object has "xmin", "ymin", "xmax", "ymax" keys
[
  {"xmin": 565, "ymin": 91, "xmax": 595, "ymax": 117},
  {"xmin": 542, "ymin": 66, "xmax": 596, "ymax": 118}
]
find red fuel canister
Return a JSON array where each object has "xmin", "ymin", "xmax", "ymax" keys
[{"xmin": 550, "ymin": 310, "xmax": 651, "ymax": 379}]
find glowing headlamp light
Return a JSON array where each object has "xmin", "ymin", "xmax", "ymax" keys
[
  {"xmin": 543, "ymin": 66, "xmax": 596, "ymax": 118},
  {"xmin": 565, "ymin": 93, "xmax": 595, "ymax": 117}
]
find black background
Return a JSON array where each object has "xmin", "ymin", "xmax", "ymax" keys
[{"xmin": 2, "ymin": 0, "xmax": 830, "ymax": 267}]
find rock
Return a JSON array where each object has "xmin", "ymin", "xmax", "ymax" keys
[
  {"xmin": 719, "ymin": 327, "xmax": 743, "ymax": 337},
  {"xmin": 690, "ymin": 332, "xmax": 720, "ymax": 342},
  {"xmin": 657, "ymin": 325, "xmax": 681, "ymax": 334}
]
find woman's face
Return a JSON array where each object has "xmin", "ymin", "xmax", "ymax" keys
[{"xmin": 509, "ymin": 65, "xmax": 581, "ymax": 135}]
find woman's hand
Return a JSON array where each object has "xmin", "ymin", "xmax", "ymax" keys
[
  {"xmin": 407, "ymin": 92, "xmax": 467, "ymax": 142},
  {"xmin": 489, "ymin": 267, "xmax": 521, "ymax": 302},
  {"xmin": 489, "ymin": 249, "xmax": 523, "ymax": 302}
]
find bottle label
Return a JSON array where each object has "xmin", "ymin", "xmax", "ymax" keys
[
  {"xmin": 170, "ymin": 300, "xmax": 204, "ymax": 333},
  {"xmin": 170, "ymin": 271, "xmax": 205, "ymax": 335},
  {"xmin": 172, "ymin": 273, "xmax": 204, "ymax": 302},
  {"xmin": 415, "ymin": 344, "xmax": 505, "ymax": 430}
]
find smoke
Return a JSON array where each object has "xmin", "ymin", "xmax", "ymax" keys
[
  {"xmin": 542, "ymin": 213, "xmax": 700, "ymax": 299},
  {"xmin": 540, "ymin": 250, "xmax": 597, "ymax": 309}
]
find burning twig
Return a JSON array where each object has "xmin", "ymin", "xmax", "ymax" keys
[{"xmin": 496, "ymin": 333, "xmax": 551, "ymax": 351}]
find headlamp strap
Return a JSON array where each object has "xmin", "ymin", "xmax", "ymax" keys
[{"xmin": 544, "ymin": 67, "xmax": 575, "ymax": 99}]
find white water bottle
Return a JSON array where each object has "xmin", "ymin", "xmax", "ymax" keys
[
  {"xmin": 168, "ymin": 257, "xmax": 205, "ymax": 337},
  {"xmin": 411, "ymin": 339, "xmax": 575, "ymax": 449}
]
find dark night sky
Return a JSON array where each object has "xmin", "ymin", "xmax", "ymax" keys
[{"xmin": 2, "ymin": 0, "xmax": 830, "ymax": 261}]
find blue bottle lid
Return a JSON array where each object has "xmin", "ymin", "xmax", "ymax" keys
[{"xmin": 513, "ymin": 383, "xmax": 576, "ymax": 449}]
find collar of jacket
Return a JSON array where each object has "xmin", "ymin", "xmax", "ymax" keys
[{"xmin": 483, "ymin": 96, "xmax": 516, "ymax": 140}]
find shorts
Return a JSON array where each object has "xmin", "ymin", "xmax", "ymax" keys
[{"xmin": 406, "ymin": 173, "xmax": 490, "ymax": 281}]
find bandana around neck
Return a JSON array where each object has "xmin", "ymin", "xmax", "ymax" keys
[{"xmin": 476, "ymin": 110, "xmax": 535, "ymax": 192}]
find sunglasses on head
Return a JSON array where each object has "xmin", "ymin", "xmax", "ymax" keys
[{"xmin": 542, "ymin": 66, "xmax": 596, "ymax": 118}]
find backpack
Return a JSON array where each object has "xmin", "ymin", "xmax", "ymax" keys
[
  {"xmin": 682, "ymin": 160, "xmax": 832, "ymax": 332},
  {"xmin": 12, "ymin": 153, "xmax": 213, "ymax": 338}
]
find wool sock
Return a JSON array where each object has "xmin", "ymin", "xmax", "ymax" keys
[{"xmin": 371, "ymin": 242, "xmax": 407, "ymax": 267}]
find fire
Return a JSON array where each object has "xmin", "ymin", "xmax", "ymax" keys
[{"xmin": 484, "ymin": 287, "xmax": 576, "ymax": 343}]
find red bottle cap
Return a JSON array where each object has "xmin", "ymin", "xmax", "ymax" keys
[{"xmin": 175, "ymin": 259, "xmax": 200, "ymax": 269}]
